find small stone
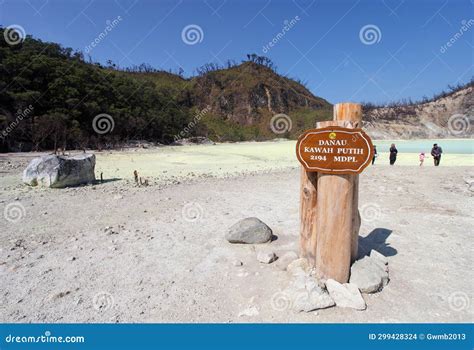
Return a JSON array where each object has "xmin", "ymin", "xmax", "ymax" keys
[
  {"xmin": 287, "ymin": 258, "xmax": 309, "ymax": 276},
  {"xmin": 104, "ymin": 227, "xmax": 118, "ymax": 235},
  {"xmin": 232, "ymin": 260, "xmax": 243, "ymax": 267},
  {"xmin": 67, "ymin": 256, "xmax": 76, "ymax": 262},
  {"xmin": 292, "ymin": 288, "xmax": 335, "ymax": 312},
  {"xmin": 225, "ymin": 217, "xmax": 272, "ymax": 244},
  {"xmin": 275, "ymin": 251, "xmax": 299, "ymax": 271},
  {"xmin": 325, "ymin": 279, "xmax": 366, "ymax": 310},
  {"xmin": 350, "ymin": 256, "xmax": 389, "ymax": 293},
  {"xmin": 49, "ymin": 290, "xmax": 71, "ymax": 300},
  {"xmin": 237, "ymin": 271, "xmax": 249, "ymax": 277},
  {"xmin": 238, "ymin": 306, "xmax": 259, "ymax": 317},
  {"xmin": 113, "ymin": 194, "xmax": 123, "ymax": 200},
  {"xmin": 282, "ymin": 275, "xmax": 334, "ymax": 312},
  {"xmin": 256, "ymin": 251, "xmax": 277, "ymax": 264}
]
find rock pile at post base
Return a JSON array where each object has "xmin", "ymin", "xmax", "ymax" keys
[
  {"xmin": 23, "ymin": 154, "xmax": 96, "ymax": 188},
  {"xmin": 279, "ymin": 251, "xmax": 389, "ymax": 312},
  {"xmin": 226, "ymin": 218, "xmax": 390, "ymax": 314}
]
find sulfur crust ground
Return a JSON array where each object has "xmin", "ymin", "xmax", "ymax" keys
[
  {"xmin": 0, "ymin": 141, "xmax": 472, "ymax": 323},
  {"xmin": 91, "ymin": 140, "xmax": 473, "ymax": 181}
]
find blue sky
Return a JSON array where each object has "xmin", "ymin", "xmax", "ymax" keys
[{"xmin": 1, "ymin": 0, "xmax": 472, "ymax": 104}]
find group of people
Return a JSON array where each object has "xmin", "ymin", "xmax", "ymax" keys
[{"xmin": 371, "ymin": 143, "xmax": 443, "ymax": 166}]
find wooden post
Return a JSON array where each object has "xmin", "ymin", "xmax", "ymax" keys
[
  {"xmin": 314, "ymin": 103, "xmax": 363, "ymax": 283},
  {"xmin": 299, "ymin": 167, "xmax": 318, "ymax": 265},
  {"xmin": 299, "ymin": 103, "xmax": 364, "ymax": 282},
  {"xmin": 315, "ymin": 173, "xmax": 354, "ymax": 282},
  {"xmin": 334, "ymin": 103, "xmax": 362, "ymax": 263}
]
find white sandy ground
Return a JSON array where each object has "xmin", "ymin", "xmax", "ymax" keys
[{"xmin": 0, "ymin": 142, "xmax": 473, "ymax": 323}]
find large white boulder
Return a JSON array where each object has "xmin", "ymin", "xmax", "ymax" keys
[{"xmin": 23, "ymin": 154, "xmax": 96, "ymax": 188}]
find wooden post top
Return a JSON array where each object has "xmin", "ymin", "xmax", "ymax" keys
[{"xmin": 334, "ymin": 103, "xmax": 362, "ymax": 123}]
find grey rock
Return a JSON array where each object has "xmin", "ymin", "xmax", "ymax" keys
[
  {"xmin": 275, "ymin": 251, "xmax": 299, "ymax": 271},
  {"xmin": 256, "ymin": 251, "xmax": 277, "ymax": 264},
  {"xmin": 225, "ymin": 217, "xmax": 272, "ymax": 244},
  {"xmin": 238, "ymin": 306, "xmax": 259, "ymax": 317},
  {"xmin": 284, "ymin": 275, "xmax": 335, "ymax": 312},
  {"xmin": 286, "ymin": 258, "xmax": 309, "ymax": 276},
  {"xmin": 325, "ymin": 279, "xmax": 366, "ymax": 310},
  {"xmin": 23, "ymin": 154, "xmax": 96, "ymax": 188},
  {"xmin": 350, "ymin": 256, "xmax": 389, "ymax": 293}
]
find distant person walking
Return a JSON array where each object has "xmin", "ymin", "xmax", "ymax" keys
[
  {"xmin": 389, "ymin": 143, "xmax": 398, "ymax": 165},
  {"xmin": 372, "ymin": 145, "xmax": 378, "ymax": 165},
  {"xmin": 431, "ymin": 143, "xmax": 443, "ymax": 166},
  {"xmin": 419, "ymin": 152, "xmax": 426, "ymax": 166}
]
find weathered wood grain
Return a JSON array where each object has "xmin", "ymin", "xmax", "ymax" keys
[
  {"xmin": 299, "ymin": 167, "xmax": 318, "ymax": 265},
  {"xmin": 334, "ymin": 103, "xmax": 363, "ymax": 263},
  {"xmin": 315, "ymin": 172, "xmax": 355, "ymax": 282}
]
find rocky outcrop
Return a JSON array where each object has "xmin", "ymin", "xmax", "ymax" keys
[
  {"xmin": 191, "ymin": 62, "xmax": 332, "ymax": 127},
  {"xmin": 23, "ymin": 154, "xmax": 96, "ymax": 188},
  {"xmin": 364, "ymin": 85, "xmax": 473, "ymax": 139}
]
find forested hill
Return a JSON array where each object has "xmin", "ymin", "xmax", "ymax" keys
[{"xmin": 0, "ymin": 28, "xmax": 332, "ymax": 152}]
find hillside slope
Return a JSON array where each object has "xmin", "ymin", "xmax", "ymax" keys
[
  {"xmin": 0, "ymin": 27, "xmax": 472, "ymax": 152},
  {"xmin": 363, "ymin": 83, "xmax": 473, "ymax": 139},
  {"xmin": 0, "ymin": 28, "xmax": 332, "ymax": 151},
  {"xmin": 135, "ymin": 61, "xmax": 333, "ymax": 142},
  {"xmin": 191, "ymin": 62, "xmax": 329, "ymax": 123}
]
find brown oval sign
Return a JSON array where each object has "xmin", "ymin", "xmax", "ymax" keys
[{"xmin": 296, "ymin": 126, "xmax": 374, "ymax": 174}]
